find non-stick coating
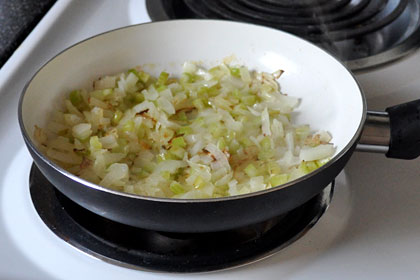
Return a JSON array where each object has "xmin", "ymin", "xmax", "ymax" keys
[{"xmin": 19, "ymin": 20, "xmax": 366, "ymax": 233}]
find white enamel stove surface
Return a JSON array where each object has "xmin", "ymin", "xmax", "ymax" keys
[{"xmin": 0, "ymin": 0, "xmax": 419, "ymax": 279}]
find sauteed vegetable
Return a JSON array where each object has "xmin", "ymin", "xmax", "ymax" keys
[{"xmin": 35, "ymin": 63, "xmax": 335, "ymax": 199}]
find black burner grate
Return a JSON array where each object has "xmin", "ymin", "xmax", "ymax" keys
[
  {"xmin": 29, "ymin": 164, "xmax": 333, "ymax": 272},
  {"xmin": 147, "ymin": 0, "xmax": 420, "ymax": 71}
]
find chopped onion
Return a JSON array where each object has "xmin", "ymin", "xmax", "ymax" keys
[{"xmin": 38, "ymin": 62, "xmax": 335, "ymax": 199}]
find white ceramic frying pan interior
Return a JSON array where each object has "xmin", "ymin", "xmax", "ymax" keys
[{"xmin": 21, "ymin": 20, "xmax": 365, "ymax": 163}]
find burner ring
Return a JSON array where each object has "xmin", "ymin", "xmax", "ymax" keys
[
  {"xmin": 146, "ymin": 0, "xmax": 420, "ymax": 72},
  {"xmin": 239, "ymin": 0, "xmax": 350, "ymax": 14},
  {"xmin": 29, "ymin": 164, "xmax": 333, "ymax": 273}
]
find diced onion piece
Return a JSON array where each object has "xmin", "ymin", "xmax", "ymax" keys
[
  {"xmin": 271, "ymin": 119, "xmax": 284, "ymax": 138},
  {"xmin": 228, "ymin": 179, "xmax": 239, "ymax": 196},
  {"xmin": 247, "ymin": 106, "xmax": 261, "ymax": 116},
  {"xmin": 270, "ymin": 174, "xmax": 289, "ymax": 187},
  {"xmin": 133, "ymin": 101, "xmax": 155, "ymax": 114},
  {"xmin": 261, "ymin": 107, "xmax": 271, "ymax": 136},
  {"xmin": 118, "ymin": 72, "xmax": 138, "ymax": 93},
  {"xmin": 65, "ymin": 100, "xmax": 83, "ymax": 117},
  {"xmin": 317, "ymin": 130, "xmax": 332, "ymax": 143},
  {"xmin": 155, "ymin": 160, "xmax": 187, "ymax": 174},
  {"xmin": 144, "ymin": 85, "xmax": 159, "ymax": 100},
  {"xmin": 47, "ymin": 136, "xmax": 74, "ymax": 152},
  {"xmin": 89, "ymin": 136, "xmax": 102, "ymax": 151},
  {"xmin": 205, "ymin": 143, "xmax": 230, "ymax": 170},
  {"xmin": 64, "ymin": 114, "xmax": 83, "ymax": 126},
  {"xmin": 285, "ymin": 132, "xmax": 295, "ymax": 154},
  {"xmin": 100, "ymin": 163, "xmax": 129, "ymax": 187},
  {"xmin": 250, "ymin": 176, "xmax": 266, "ymax": 192},
  {"xmin": 46, "ymin": 149, "xmax": 82, "ymax": 165},
  {"xmin": 239, "ymin": 67, "xmax": 252, "ymax": 83},
  {"xmin": 157, "ymin": 96, "xmax": 175, "ymax": 115},
  {"xmin": 300, "ymin": 144, "xmax": 335, "ymax": 161},
  {"xmin": 170, "ymin": 182, "xmax": 185, "ymax": 194},
  {"xmin": 99, "ymin": 134, "xmax": 118, "ymax": 149},
  {"xmin": 89, "ymin": 97, "xmax": 108, "ymax": 109},
  {"xmin": 72, "ymin": 123, "xmax": 92, "ymax": 140},
  {"xmin": 244, "ymin": 163, "xmax": 258, "ymax": 177},
  {"xmin": 94, "ymin": 76, "xmax": 116, "ymax": 90},
  {"xmin": 219, "ymin": 109, "xmax": 242, "ymax": 131},
  {"xmin": 183, "ymin": 62, "xmax": 197, "ymax": 73}
]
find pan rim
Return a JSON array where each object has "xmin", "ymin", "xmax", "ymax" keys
[{"xmin": 18, "ymin": 19, "xmax": 367, "ymax": 204}]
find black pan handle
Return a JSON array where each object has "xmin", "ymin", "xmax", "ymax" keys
[
  {"xmin": 386, "ymin": 100, "xmax": 420, "ymax": 159},
  {"xmin": 357, "ymin": 100, "xmax": 420, "ymax": 159}
]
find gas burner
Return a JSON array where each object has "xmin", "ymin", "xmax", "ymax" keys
[
  {"xmin": 29, "ymin": 164, "xmax": 333, "ymax": 272},
  {"xmin": 147, "ymin": 0, "xmax": 420, "ymax": 71}
]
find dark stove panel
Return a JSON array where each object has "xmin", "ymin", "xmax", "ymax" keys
[{"xmin": 0, "ymin": 0, "xmax": 56, "ymax": 68}]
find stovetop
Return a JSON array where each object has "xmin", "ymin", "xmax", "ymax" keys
[{"xmin": 1, "ymin": 0, "xmax": 420, "ymax": 279}]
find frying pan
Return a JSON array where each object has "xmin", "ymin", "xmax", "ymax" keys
[{"xmin": 18, "ymin": 20, "xmax": 420, "ymax": 233}]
